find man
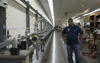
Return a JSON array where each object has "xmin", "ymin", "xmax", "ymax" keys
[{"xmin": 62, "ymin": 18, "xmax": 83, "ymax": 63}]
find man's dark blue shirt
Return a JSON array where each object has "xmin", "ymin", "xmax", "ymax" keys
[{"xmin": 62, "ymin": 25, "xmax": 83, "ymax": 45}]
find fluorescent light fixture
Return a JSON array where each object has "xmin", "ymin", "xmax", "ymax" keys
[
  {"xmin": 48, "ymin": 0, "xmax": 55, "ymax": 27},
  {"xmin": 83, "ymin": 8, "xmax": 90, "ymax": 14},
  {"xmin": 83, "ymin": 8, "xmax": 100, "ymax": 16},
  {"xmin": 73, "ymin": 17, "xmax": 81, "ymax": 23}
]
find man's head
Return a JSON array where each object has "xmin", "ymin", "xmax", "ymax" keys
[{"xmin": 68, "ymin": 18, "xmax": 74, "ymax": 27}]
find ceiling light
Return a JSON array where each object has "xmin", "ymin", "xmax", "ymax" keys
[
  {"xmin": 83, "ymin": 8, "xmax": 90, "ymax": 14},
  {"xmin": 48, "ymin": 0, "xmax": 55, "ymax": 27},
  {"xmin": 83, "ymin": 8, "xmax": 100, "ymax": 16}
]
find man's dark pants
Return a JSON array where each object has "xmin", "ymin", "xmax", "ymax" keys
[{"xmin": 67, "ymin": 43, "xmax": 81, "ymax": 63}]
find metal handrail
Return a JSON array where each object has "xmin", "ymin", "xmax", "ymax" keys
[
  {"xmin": 41, "ymin": 29, "xmax": 54, "ymax": 40},
  {"xmin": 0, "ymin": 39, "xmax": 14, "ymax": 48}
]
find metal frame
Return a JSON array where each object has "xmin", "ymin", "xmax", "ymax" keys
[{"xmin": 20, "ymin": 0, "xmax": 53, "ymax": 32}]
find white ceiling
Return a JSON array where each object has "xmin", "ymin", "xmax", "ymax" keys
[
  {"xmin": 38, "ymin": 0, "xmax": 53, "ymax": 23},
  {"xmin": 37, "ymin": 0, "xmax": 100, "ymax": 26},
  {"xmin": 53, "ymin": 0, "xmax": 100, "ymax": 25}
]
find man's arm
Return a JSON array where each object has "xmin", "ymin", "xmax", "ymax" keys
[
  {"xmin": 78, "ymin": 34, "xmax": 83, "ymax": 42},
  {"xmin": 62, "ymin": 33, "xmax": 67, "ymax": 43},
  {"xmin": 62, "ymin": 27, "xmax": 67, "ymax": 43},
  {"xmin": 77, "ymin": 26, "xmax": 83, "ymax": 42},
  {"xmin": 79, "ymin": 34, "xmax": 83, "ymax": 39}
]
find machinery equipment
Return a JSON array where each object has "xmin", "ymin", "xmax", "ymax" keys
[{"xmin": 0, "ymin": 0, "xmax": 8, "ymax": 8}]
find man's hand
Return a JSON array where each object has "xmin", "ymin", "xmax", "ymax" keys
[
  {"xmin": 62, "ymin": 34, "xmax": 67, "ymax": 43},
  {"xmin": 78, "ymin": 38, "xmax": 81, "ymax": 42},
  {"xmin": 78, "ymin": 34, "xmax": 83, "ymax": 42},
  {"xmin": 63, "ymin": 37, "xmax": 67, "ymax": 43},
  {"xmin": 78, "ymin": 37, "xmax": 82, "ymax": 42}
]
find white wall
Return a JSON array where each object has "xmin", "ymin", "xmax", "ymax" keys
[
  {"xmin": 6, "ymin": 0, "xmax": 50, "ymax": 39},
  {"xmin": 6, "ymin": 0, "xmax": 36, "ymax": 38},
  {"xmin": 7, "ymin": 0, "xmax": 26, "ymax": 38},
  {"xmin": 29, "ymin": 0, "xmax": 52, "ymax": 25},
  {"xmin": 30, "ymin": 12, "xmax": 36, "ymax": 34}
]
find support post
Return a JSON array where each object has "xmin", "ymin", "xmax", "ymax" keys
[
  {"xmin": 0, "ymin": 7, "xmax": 6, "ymax": 43},
  {"xmin": 25, "ymin": 6, "xmax": 30, "ymax": 36}
]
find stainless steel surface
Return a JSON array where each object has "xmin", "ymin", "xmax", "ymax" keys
[
  {"xmin": 36, "ymin": 31, "xmax": 98, "ymax": 63},
  {"xmin": 47, "ymin": 31, "xmax": 68, "ymax": 63}
]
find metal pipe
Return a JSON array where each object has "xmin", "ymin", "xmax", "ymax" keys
[
  {"xmin": 0, "ymin": 6, "xmax": 6, "ymax": 43},
  {"xmin": 20, "ymin": 0, "xmax": 52, "ymax": 26},
  {"xmin": 26, "ymin": 5, "xmax": 30, "ymax": 35},
  {"xmin": 0, "ymin": 40, "xmax": 13, "ymax": 48},
  {"xmin": 20, "ymin": 0, "xmax": 45, "ymax": 21}
]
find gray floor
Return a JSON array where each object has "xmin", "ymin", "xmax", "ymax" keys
[
  {"xmin": 47, "ymin": 31, "xmax": 67, "ymax": 63},
  {"xmin": 42, "ymin": 31, "xmax": 97, "ymax": 63}
]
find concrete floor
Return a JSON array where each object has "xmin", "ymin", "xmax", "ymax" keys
[
  {"xmin": 47, "ymin": 31, "xmax": 68, "ymax": 63},
  {"xmin": 32, "ymin": 31, "xmax": 97, "ymax": 63},
  {"xmin": 46, "ymin": 31, "xmax": 97, "ymax": 63}
]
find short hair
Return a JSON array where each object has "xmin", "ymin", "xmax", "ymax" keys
[{"xmin": 68, "ymin": 18, "xmax": 73, "ymax": 22}]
